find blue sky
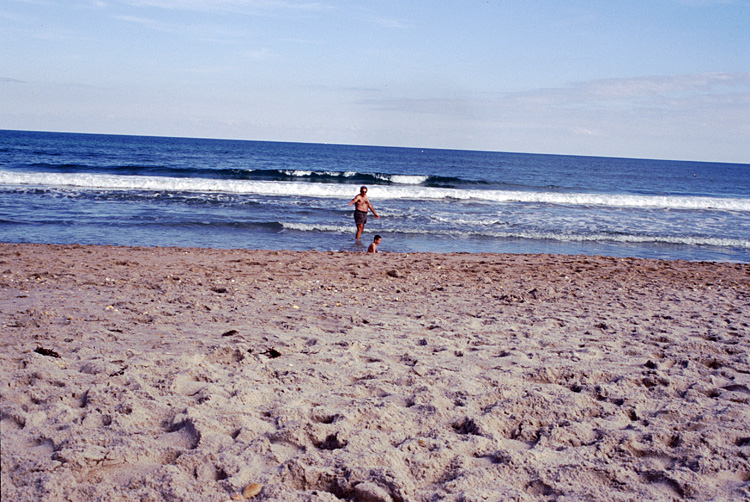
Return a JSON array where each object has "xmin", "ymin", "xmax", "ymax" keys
[{"xmin": 2, "ymin": 0, "xmax": 749, "ymax": 163}]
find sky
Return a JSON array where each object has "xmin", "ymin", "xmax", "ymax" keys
[{"xmin": 2, "ymin": 0, "xmax": 749, "ymax": 163}]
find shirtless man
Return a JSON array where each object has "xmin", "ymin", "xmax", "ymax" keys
[{"xmin": 348, "ymin": 186, "xmax": 379, "ymax": 240}]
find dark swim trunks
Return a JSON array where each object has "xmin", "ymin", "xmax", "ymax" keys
[{"xmin": 354, "ymin": 209, "xmax": 368, "ymax": 225}]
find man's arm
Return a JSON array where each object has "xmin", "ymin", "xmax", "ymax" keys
[
  {"xmin": 349, "ymin": 195, "xmax": 361, "ymax": 206},
  {"xmin": 368, "ymin": 202, "xmax": 379, "ymax": 218}
]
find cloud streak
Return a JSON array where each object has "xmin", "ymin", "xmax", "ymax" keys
[
  {"xmin": 112, "ymin": 0, "xmax": 331, "ymax": 14},
  {"xmin": 571, "ymin": 73, "xmax": 750, "ymax": 100},
  {"xmin": 352, "ymin": 72, "xmax": 750, "ymax": 161},
  {"xmin": 1, "ymin": 77, "xmax": 28, "ymax": 84},
  {"xmin": 362, "ymin": 73, "xmax": 750, "ymax": 117}
]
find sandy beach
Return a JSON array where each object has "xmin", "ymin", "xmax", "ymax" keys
[{"xmin": 1, "ymin": 243, "xmax": 749, "ymax": 501}]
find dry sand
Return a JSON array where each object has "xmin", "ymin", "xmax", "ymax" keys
[{"xmin": 1, "ymin": 243, "xmax": 749, "ymax": 502}]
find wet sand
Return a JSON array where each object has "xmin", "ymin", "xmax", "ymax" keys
[{"xmin": 1, "ymin": 243, "xmax": 749, "ymax": 501}]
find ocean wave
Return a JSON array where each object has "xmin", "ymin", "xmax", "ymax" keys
[
  {"xmin": 280, "ymin": 222, "xmax": 750, "ymax": 249},
  {"xmin": 282, "ymin": 223, "xmax": 350, "ymax": 233},
  {"xmin": 478, "ymin": 230, "xmax": 750, "ymax": 248},
  {"xmin": 2, "ymin": 172, "xmax": 750, "ymax": 212},
  {"xmin": 270, "ymin": 170, "xmax": 434, "ymax": 185},
  {"xmin": 14, "ymin": 164, "xmax": 458, "ymax": 186}
]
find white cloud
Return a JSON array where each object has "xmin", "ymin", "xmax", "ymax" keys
[
  {"xmin": 244, "ymin": 47, "xmax": 274, "ymax": 60},
  {"xmin": 573, "ymin": 73, "xmax": 750, "ymax": 99},
  {"xmin": 112, "ymin": 0, "xmax": 331, "ymax": 13},
  {"xmin": 110, "ymin": 12, "xmax": 256, "ymax": 41},
  {"xmin": 424, "ymin": 73, "xmax": 750, "ymax": 117},
  {"xmin": 0, "ymin": 8, "xmax": 35, "ymax": 22},
  {"xmin": 372, "ymin": 17, "xmax": 410, "ymax": 29},
  {"xmin": 112, "ymin": 14, "xmax": 157, "ymax": 26},
  {"xmin": 5, "ymin": 0, "xmax": 53, "ymax": 6},
  {"xmin": 349, "ymin": 73, "xmax": 750, "ymax": 161}
]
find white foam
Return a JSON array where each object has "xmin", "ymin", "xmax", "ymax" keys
[
  {"xmin": 2, "ymin": 172, "xmax": 749, "ymax": 212},
  {"xmin": 369, "ymin": 226, "xmax": 750, "ymax": 248},
  {"xmin": 493, "ymin": 231, "xmax": 750, "ymax": 248},
  {"xmin": 388, "ymin": 175, "xmax": 430, "ymax": 185},
  {"xmin": 281, "ymin": 222, "xmax": 350, "ymax": 233},
  {"xmin": 279, "ymin": 221, "xmax": 750, "ymax": 248}
]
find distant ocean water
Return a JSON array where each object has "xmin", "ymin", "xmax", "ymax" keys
[{"xmin": 1, "ymin": 130, "xmax": 749, "ymax": 262}]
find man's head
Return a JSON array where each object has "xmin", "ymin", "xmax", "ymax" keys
[{"xmin": 360, "ymin": 186, "xmax": 368, "ymax": 194}]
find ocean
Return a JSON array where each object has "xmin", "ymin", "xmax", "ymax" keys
[{"xmin": 1, "ymin": 129, "xmax": 749, "ymax": 262}]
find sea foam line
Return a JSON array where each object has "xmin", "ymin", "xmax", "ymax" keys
[
  {"xmin": 2, "ymin": 172, "xmax": 750, "ymax": 211},
  {"xmin": 280, "ymin": 222, "xmax": 750, "ymax": 248}
]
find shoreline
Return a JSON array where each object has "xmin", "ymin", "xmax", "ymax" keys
[
  {"xmin": 2, "ymin": 240, "xmax": 749, "ymax": 265},
  {"xmin": 2, "ymin": 243, "xmax": 749, "ymax": 501}
]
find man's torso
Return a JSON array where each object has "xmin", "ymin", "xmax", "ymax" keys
[{"xmin": 353, "ymin": 195, "xmax": 370, "ymax": 212}]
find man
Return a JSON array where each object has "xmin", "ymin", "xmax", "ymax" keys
[{"xmin": 348, "ymin": 186, "xmax": 379, "ymax": 240}]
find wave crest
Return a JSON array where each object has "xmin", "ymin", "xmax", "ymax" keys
[{"xmin": 2, "ymin": 172, "xmax": 749, "ymax": 212}]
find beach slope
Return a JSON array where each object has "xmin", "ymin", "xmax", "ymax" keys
[{"xmin": 1, "ymin": 243, "xmax": 749, "ymax": 501}]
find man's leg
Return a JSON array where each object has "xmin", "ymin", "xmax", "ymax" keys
[{"xmin": 355, "ymin": 223, "xmax": 364, "ymax": 240}]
